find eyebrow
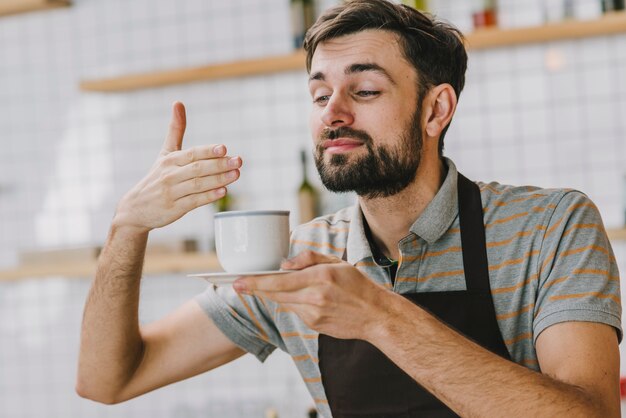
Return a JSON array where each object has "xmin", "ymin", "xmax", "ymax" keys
[{"xmin": 309, "ymin": 62, "xmax": 396, "ymax": 85}]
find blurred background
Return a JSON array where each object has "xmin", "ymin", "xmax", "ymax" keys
[{"xmin": 0, "ymin": 0, "xmax": 625, "ymax": 417}]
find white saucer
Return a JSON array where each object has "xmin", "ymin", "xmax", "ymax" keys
[{"xmin": 188, "ymin": 270, "xmax": 294, "ymax": 285}]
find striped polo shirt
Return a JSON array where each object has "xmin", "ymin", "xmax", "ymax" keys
[{"xmin": 196, "ymin": 158, "xmax": 622, "ymax": 418}]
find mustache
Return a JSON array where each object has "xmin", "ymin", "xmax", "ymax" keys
[{"xmin": 320, "ymin": 127, "xmax": 372, "ymax": 143}]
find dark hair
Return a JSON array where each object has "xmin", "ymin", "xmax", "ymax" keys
[{"xmin": 303, "ymin": 0, "xmax": 467, "ymax": 156}]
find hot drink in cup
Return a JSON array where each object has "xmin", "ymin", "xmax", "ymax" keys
[{"xmin": 214, "ymin": 210, "xmax": 290, "ymax": 273}]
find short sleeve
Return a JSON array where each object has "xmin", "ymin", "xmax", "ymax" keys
[
  {"xmin": 533, "ymin": 191, "xmax": 622, "ymax": 343},
  {"xmin": 194, "ymin": 284, "xmax": 283, "ymax": 362}
]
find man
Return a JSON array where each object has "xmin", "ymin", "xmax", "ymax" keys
[{"xmin": 76, "ymin": 1, "xmax": 622, "ymax": 417}]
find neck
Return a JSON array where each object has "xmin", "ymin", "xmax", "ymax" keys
[{"xmin": 359, "ymin": 156, "xmax": 446, "ymax": 260}]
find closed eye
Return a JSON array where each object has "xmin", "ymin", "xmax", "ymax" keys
[{"xmin": 356, "ymin": 91, "xmax": 380, "ymax": 97}]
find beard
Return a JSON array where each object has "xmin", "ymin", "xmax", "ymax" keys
[{"xmin": 313, "ymin": 107, "xmax": 423, "ymax": 199}]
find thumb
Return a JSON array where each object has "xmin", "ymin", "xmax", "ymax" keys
[
  {"xmin": 161, "ymin": 101, "xmax": 186, "ymax": 155},
  {"xmin": 281, "ymin": 250, "xmax": 342, "ymax": 270}
]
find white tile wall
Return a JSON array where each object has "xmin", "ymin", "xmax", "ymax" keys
[{"xmin": 0, "ymin": 0, "xmax": 625, "ymax": 417}]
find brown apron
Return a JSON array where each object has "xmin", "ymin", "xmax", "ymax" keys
[{"xmin": 318, "ymin": 173, "xmax": 512, "ymax": 417}]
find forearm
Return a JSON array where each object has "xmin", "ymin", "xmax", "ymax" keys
[
  {"xmin": 76, "ymin": 222, "xmax": 149, "ymax": 403},
  {"xmin": 370, "ymin": 294, "xmax": 609, "ymax": 417}
]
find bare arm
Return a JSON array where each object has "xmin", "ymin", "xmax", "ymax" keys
[
  {"xmin": 77, "ymin": 102, "xmax": 244, "ymax": 404},
  {"xmin": 238, "ymin": 251, "xmax": 621, "ymax": 417},
  {"xmin": 373, "ymin": 294, "xmax": 620, "ymax": 417}
]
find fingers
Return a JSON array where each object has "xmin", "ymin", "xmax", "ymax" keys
[
  {"xmin": 161, "ymin": 101, "xmax": 186, "ymax": 154},
  {"xmin": 281, "ymin": 250, "xmax": 342, "ymax": 270},
  {"xmin": 167, "ymin": 154, "xmax": 242, "ymax": 184},
  {"xmin": 168, "ymin": 144, "xmax": 227, "ymax": 167},
  {"xmin": 234, "ymin": 270, "xmax": 313, "ymax": 295},
  {"xmin": 175, "ymin": 187, "xmax": 228, "ymax": 213},
  {"xmin": 171, "ymin": 168, "xmax": 240, "ymax": 200}
]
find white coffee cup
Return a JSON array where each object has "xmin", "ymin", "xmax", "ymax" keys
[{"xmin": 214, "ymin": 210, "xmax": 290, "ymax": 273}]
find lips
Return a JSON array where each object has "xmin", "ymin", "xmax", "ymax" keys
[{"xmin": 321, "ymin": 138, "xmax": 364, "ymax": 154}]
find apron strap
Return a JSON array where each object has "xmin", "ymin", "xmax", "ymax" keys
[{"xmin": 457, "ymin": 173, "xmax": 491, "ymax": 292}]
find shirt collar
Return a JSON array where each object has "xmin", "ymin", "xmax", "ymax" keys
[
  {"xmin": 409, "ymin": 157, "xmax": 458, "ymax": 244},
  {"xmin": 345, "ymin": 158, "xmax": 459, "ymax": 264},
  {"xmin": 346, "ymin": 202, "xmax": 373, "ymax": 265}
]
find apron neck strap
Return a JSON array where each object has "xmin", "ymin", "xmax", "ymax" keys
[{"xmin": 457, "ymin": 173, "xmax": 491, "ymax": 292}]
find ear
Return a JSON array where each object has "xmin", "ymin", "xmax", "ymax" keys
[{"xmin": 422, "ymin": 84, "xmax": 457, "ymax": 140}]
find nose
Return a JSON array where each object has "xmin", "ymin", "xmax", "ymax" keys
[{"xmin": 320, "ymin": 91, "xmax": 354, "ymax": 127}]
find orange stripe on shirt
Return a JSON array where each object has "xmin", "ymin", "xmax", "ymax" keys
[
  {"xmin": 480, "ymin": 184, "xmax": 504, "ymax": 194},
  {"xmin": 292, "ymin": 354, "xmax": 319, "ymax": 363},
  {"xmin": 544, "ymin": 218, "xmax": 564, "ymax": 238},
  {"xmin": 569, "ymin": 202, "xmax": 597, "ymax": 212},
  {"xmin": 572, "ymin": 268, "xmax": 619, "ymax": 281},
  {"xmin": 291, "ymin": 240, "xmax": 346, "ymax": 253},
  {"xmin": 504, "ymin": 332, "xmax": 532, "ymax": 346},
  {"xmin": 236, "ymin": 293, "xmax": 269, "ymax": 342},
  {"xmin": 485, "ymin": 212, "xmax": 529, "ymax": 229},
  {"xmin": 402, "ymin": 246, "xmax": 462, "ymax": 262},
  {"xmin": 549, "ymin": 291, "xmax": 620, "ymax": 304},
  {"xmin": 397, "ymin": 269, "xmax": 464, "ymax": 284},
  {"xmin": 558, "ymin": 244, "xmax": 609, "ymax": 258},
  {"xmin": 486, "ymin": 230, "xmax": 533, "ymax": 248},
  {"xmin": 496, "ymin": 303, "xmax": 534, "ymax": 320},
  {"xmin": 493, "ymin": 194, "xmax": 546, "ymax": 207},
  {"xmin": 489, "ymin": 250, "xmax": 540, "ymax": 271},
  {"xmin": 257, "ymin": 295, "xmax": 271, "ymax": 314},
  {"xmin": 303, "ymin": 377, "xmax": 322, "ymax": 383},
  {"xmin": 543, "ymin": 275, "xmax": 568, "ymax": 288},
  {"xmin": 531, "ymin": 203, "xmax": 557, "ymax": 213},
  {"xmin": 491, "ymin": 274, "xmax": 539, "ymax": 294},
  {"xmin": 520, "ymin": 358, "xmax": 539, "ymax": 367},
  {"xmin": 561, "ymin": 223, "xmax": 605, "ymax": 238},
  {"xmin": 314, "ymin": 398, "xmax": 329, "ymax": 404},
  {"xmin": 545, "ymin": 270, "xmax": 619, "ymax": 290},
  {"xmin": 544, "ymin": 203, "xmax": 604, "ymax": 238},
  {"xmin": 539, "ymin": 250, "xmax": 557, "ymax": 276}
]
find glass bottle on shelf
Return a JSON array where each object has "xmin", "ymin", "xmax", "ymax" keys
[
  {"xmin": 601, "ymin": 0, "xmax": 625, "ymax": 13},
  {"xmin": 400, "ymin": 0, "xmax": 429, "ymax": 12},
  {"xmin": 472, "ymin": 0, "xmax": 498, "ymax": 29},
  {"xmin": 298, "ymin": 149, "xmax": 319, "ymax": 224},
  {"xmin": 214, "ymin": 193, "xmax": 232, "ymax": 213},
  {"xmin": 291, "ymin": 0, "xmax": 316, "ymax": 49}
]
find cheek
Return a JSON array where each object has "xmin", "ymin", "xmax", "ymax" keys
[{"xmin": 309, "ymin": 111, "xmax": 323, "ymax": 139}]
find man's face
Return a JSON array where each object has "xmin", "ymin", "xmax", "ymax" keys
[{"xmin": 308, "ymin": 30, "xmax": 423, "ymax": 199}]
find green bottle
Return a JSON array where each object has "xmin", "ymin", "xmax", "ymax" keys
[
  {"xmin": 298, "ymin": 150, "xmax": 318, "ymax": 224},
  {"xmin": 291, "ymin": 0, "xmax": 316, "ymax": 48},
  {"xmin": 400, "ymin": 0, "xmax": 429, "ymax": 12},
  {"xmin": 215, "ymin": 193, "xmax": 232, "ymax": 213}
]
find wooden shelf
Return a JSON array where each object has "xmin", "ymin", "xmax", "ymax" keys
[
  {"xmin": 0, "ymin": 0, "xmax": 70, "ymax": 17},
  {"xmin": 1, "ymin": 227, "xmax": 624, "ymax": 281},
  {"xmin": 467, "ymin": 11, "xmax": 626, "ymax": 50},
  {"xmin": 0, "ymin": 252, "xmax": 221, "ymax": 282},
  {"xmin": 607, "ymin": 228, "xmax": 626, "ymax": 241},
  {"xmin": 80, "ymin": 50, "xmax": 307, "ymax": 92},
  {"xmin": 80, "ymin": 12, "xmax": 626, "ymax": 93}
]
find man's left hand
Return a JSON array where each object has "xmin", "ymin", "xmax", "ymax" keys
[{"xmin": 233, "ymin": 250, "xmax": 393, "ymax": 340}]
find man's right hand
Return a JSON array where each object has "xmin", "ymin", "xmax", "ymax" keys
[
  {"xmin": 113, "ymin": 101, "xmax": 241, "ymax": 233},
  {"xmin": 77, "ymin": 101, "xmax": 246, "ymax": 404}
]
